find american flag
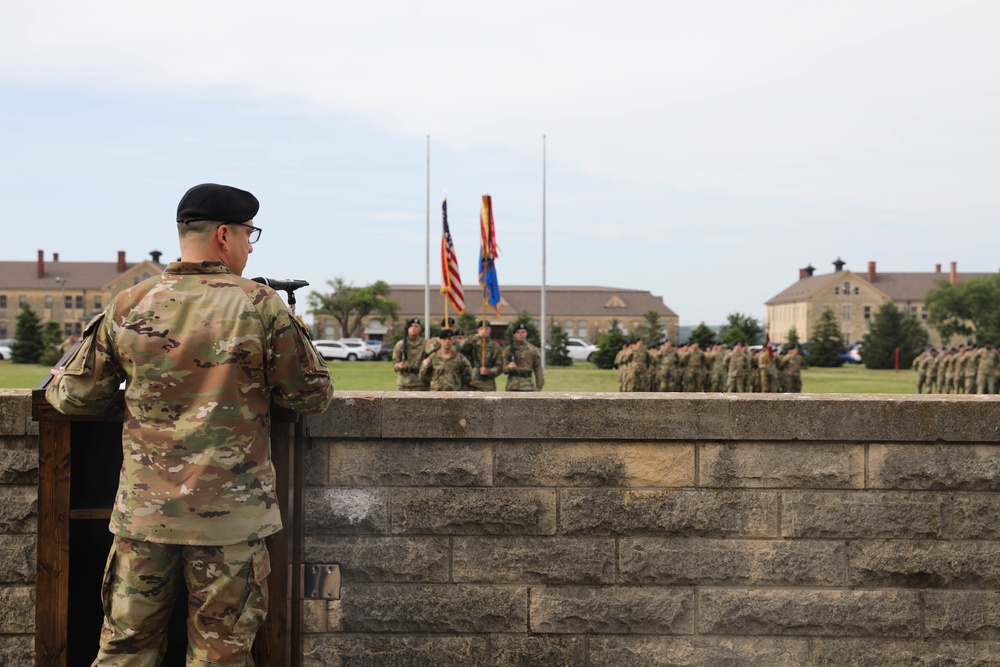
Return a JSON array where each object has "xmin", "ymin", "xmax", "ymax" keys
[{"xmin": 440, "ymin": 199, "xmax": 465, "ymax": 312}]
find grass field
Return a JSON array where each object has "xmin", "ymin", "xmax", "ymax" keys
[{"xmin": 0, "ymin": 358, "xmax": 921, "ymax": 394}]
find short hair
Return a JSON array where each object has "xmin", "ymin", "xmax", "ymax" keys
[{"xmin": 177, "ymin": 220, "xmax": 224, "ymax": 239}]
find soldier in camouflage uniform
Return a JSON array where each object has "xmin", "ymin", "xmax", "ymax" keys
[
  {"xmin": 924, "ymin": 348, "xmax": 938, "ymax": 393},
  {"xmin": 913, "ymin": 349, "xmax": 929, "ymax": 394},
  {"xmin": 963, "ymin": 345, "xmax": 979, "ymax": 394},
  {"xmin": 655, "ymin": 340, "xmax": 680, "ymax": 392},
  {"xmin": 504, "ymin": 322, "xmax": 544, "ymax": 391},
  {"xmin": 461, "ymin": 323, "xmax": 503, "ymax": 391},
  {"xmin": 393, "ymin": 318, "xmax": 429, "ymax": 390},
  {"xmin": 420, "ymin": 329, "xmax": 472, "ymax": 390},
  {"xmin": 46, "ymin": 183, "xmax": 334, "ymax": 665},
  {"xmin": 936, "ymin": 348, "xmax": 950, "ymax": 393},
  {"xmin": 628, "ymin": 339, "xmax": 652, "ymax": 392},
  {"xmin": 977, "ymin": 341, "xmax": 998, "ymax": 395}
]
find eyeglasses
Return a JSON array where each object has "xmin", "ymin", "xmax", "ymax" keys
[{"xmin": 232, "ymin": 222, "xmax": 262, "ymax": 244}]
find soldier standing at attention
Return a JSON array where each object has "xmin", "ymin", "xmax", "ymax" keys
[
  {"xmin": 45, "ymin": 183, "xmax": 334, "ymax": 664},
  {"xmin": 963, "ymin": 345, "xmax": 979, "ymax": 394},
  {"xmin": 936, "ymin": 348, "xmax": 949, "ymax": 393},
  {"xmin": 977, "ymin": 341, "xmax": 998, "ymax": 395},
  {"xmin": 924, "ymin": 348, "xmax": 939, "ymax": 393},
  {"xmin": 461, "ymin": 323, "xmax": 503, "ymax": 391},
  {"xmin": 393, "ymin": 318, "xmax": 429, "ymax": 390},
  {"xmin": 504, "ymin": 322, "xmax": 544, "ymax": 391},
  {"xmin": 913, "ymin": 349, "xmax": 929, "ymax": 394},
  {"xmin": 420, "ymin": 329, "xmax": 472, "ymax": 390}
]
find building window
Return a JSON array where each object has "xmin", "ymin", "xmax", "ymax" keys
[
  {"xmin": 75, "ymin": 295, "xmax": 84, "ymax": 309},
  {"xmin": 843, "ymin": 304, "xmax": 851, "ymax": 321},
  {"xmin": 0, "ymin": 323, "xmax": 6, "ymax": 338},
  {"xmin": 94, "ymin": 295, "xmax": 102, "ymax": 310},
  {"xmin": 834, "ymin": 287, "xmax": 840, "ymax": 295},
  {"xmin": 65, "ymin": 295, "xmax": 73, "ymax": 309},
  {"xmin": 911, "ymin": 306, "xmax": 918, "ymax": 316},
  {"xmin": 864, "ymin": 306, "xmax": 871, "ymax": 320},
  {"xmin": 853, "ymin": 287, "xmax": 859, "ymax": 295},
  {"xmin": 921, "ymin": 307, "xmax": 928, "ymax": 320},
  {"xmin": 0, "ymin": 295, "xmax": 6, "ymax": 308},
  {"xmin": 578, "ymin": 320, "xmax": 588, "ymax": 338},
  {"xmin": 45, "ymin": 295, "xmax": 53, "ymax": 309},
  {"xmin": 19, "ymin": 295, "xmax": 27, "ymax": 307}
]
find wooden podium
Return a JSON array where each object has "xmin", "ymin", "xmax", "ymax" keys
[{"xmin": 31, "ymin": 388, "xmax": 305, "ymax": 666}]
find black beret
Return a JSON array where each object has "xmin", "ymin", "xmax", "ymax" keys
[
  {"xmin": 440, "ymin": 317, "xmax": 456, "ymax": 327},
  {"xmin": 177, "ymin": 183, "xmax": 259, "ymax": 224},
  {"xmin": 407, "ymin": 318, "xmax": 421, "ymax": 327},
  {"xmin": 513, "ymin": 323, "xmax": 527, "ymax": 332},
  {"xmin": 438, "ymin": 329, "xmax": 454, "ymax": 339},
  {"xmin": 455, "ymin": 329, "xmax": 465, "ymax": 337}
]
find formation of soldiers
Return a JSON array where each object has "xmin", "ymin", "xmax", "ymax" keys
[
  {"xmin": 912, "ymin": 342, "xmax": 999, "ymax": 394},
  {"xmin": 393, "ymin": 318, "xmax": 544, "ymax": 392},
  {"xmin": 615, "ymin": 340, "xmax": 804, "ymax": 393}
]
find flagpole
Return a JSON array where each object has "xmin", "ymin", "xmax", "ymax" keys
[
  {"xmin": 541, "ymin": 134, "xmax": 547, "ymax": 370},
  {"xmin": 424, "ymin": 135, "xmax": 431, "ymax": 341}
]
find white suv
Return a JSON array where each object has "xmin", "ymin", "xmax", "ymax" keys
[{"xmin": 566, "ymin": 338, "xmax": 598, "ymax": 363}]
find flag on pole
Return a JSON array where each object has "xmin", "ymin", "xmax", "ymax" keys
[
  {"xmin": 440, "ymin": 198, "xmax": 465, "ymax": 312},
  {"xmin": 478, "ymin": 194, "xmax": 502, "ymax": 316}
]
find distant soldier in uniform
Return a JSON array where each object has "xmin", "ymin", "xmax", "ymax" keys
[
  {"xmin": 913, "ymin": 349, "xmax": 929, "ymax": 394},
  {"xmin": 924, "ymin": 348, "xmax": 939, "ymax": 393},
  {"xmin": 725, "ymin": 344, "xmax": 748, "ymax": 392},
  {"xmin": 423, "ymin": 317, "xmax": 456, "ymax": 357},
  {"xmin": 504, "ymin": 323, "xmax": 544, "ymax": 391},
  {"xmin": 393, "ymin": 318, "xmax": 429, "ymax": 390},
  {"xmin": 977, "ymin": 341, "xmax": 998, "ymax": 395},
  {"xmin": 944, "ymin": 347, "xmax": 958, "ymax": 393},
  {"xmin": 783, "ymin": 346, "xmax": 803, "ymax": 393},
  {"xmin": 420, "ymin": 329, "xmax": 472, "ymax": 390},
  {"xmin": 682, "ymin": 343, "xmax": 706, "ymax": 392},
  {"xmin": 656, "ymin": 340, "xmax": 680, "ymax": 392},
  {"xmin": 461, "ymin": 323, "xmax": 503, "ymax": 391},
  {"xmin": 963, "ymin": 345, "xmax": 979, "ymax": 394},
  {"xmin": 629, "ymin": 339, "xmax": 652, "ymax": 392},
  {"xmin": 45, "ymin": 183, "xmax": 334, "ymax": 664},
  {"xmin": 936, "ymin": 348, "xmax": 949, "ymax": 393}
]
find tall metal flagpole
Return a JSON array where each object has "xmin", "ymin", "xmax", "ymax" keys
[
  {"xmin": 425, "ymin": 135, "xmax": 430, "ymax": 340},
  {"xmin": 541, "ymin": 135, "xmax": 547, "ymax": 370}
]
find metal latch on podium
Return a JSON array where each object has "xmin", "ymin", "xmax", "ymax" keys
[{"xmin": 302, "ymin": 563, "xmax": 341, "ymax": 600}]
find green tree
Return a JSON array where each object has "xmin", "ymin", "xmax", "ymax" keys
[
  {"xmin": 547, "ymin": 323, "xmax": 573, "ymax": 366},
  {"xmin": 786, "ymin": 326, "xmax": 801, "ymax": 349},
  {"xmin": 40, "ymin": 321, "xmax": 65, "ymax": 367},
  {"xmin": 457, "ymin": 311, "xmax": 481, "ymax": 336},
  {"xmin": 809, "ymin": 308, "xmax": 846, "ymax": 367},
  {"xmin": 925, "ymin": 274, "xmax": 1000, "ymax": 345},
  {"xmin": 687, "ymin": 322, "xmax": 717, "ymax": 350},
  {"xmin": 719, "ymin": 312, "xmax": 764, "ymax": 347},
  {"xmin": 592, "ymin": 319, "xmax": 626, "ymax": 369},
  {"xmin": 11, "ymin": 304, "xmax": 44, "ymax": 364},
  {"xmin": 861, "ymin": 302, "xmax": 929, "ymax": 370},
  {"xmin": 308, "ymin": 277, "xmax": 400, "ymax": 338},
  {"xmin": 636, "ymin": 310, "xmax": 665, "ymax": 347}
]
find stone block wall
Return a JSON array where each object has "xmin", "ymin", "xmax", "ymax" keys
[
  {"xmin": 0, "ymin": 389, "xmax": 38, "ymax": 667},
  {"xmin": 7, "ymin": 390, "xmax": 1000, "ymax": 665},
  {"xmin": 302, "ymin": 392, "xmax": 1000, "ymax": 666}
]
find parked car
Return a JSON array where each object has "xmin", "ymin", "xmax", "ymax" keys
[
  {"xmin": 313, "ymin": 340, "xmax": 373, "ymax": 361},
  {"xmin": 0, "ymin": 341, "xmax": 11, "ymax": 361},
  {"xmin": 337, "ymin": 339, "xmax": 377, "ymax": 360},
  {"xmin": 368, "ymin": 340, "xmax": 394, "ymax": 361},
  {"xmin": 566, "ymin": 338, "xmax": 599, "ymax": 363}
]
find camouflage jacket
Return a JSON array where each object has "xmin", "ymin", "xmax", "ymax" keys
[
  {"xmin": 45, "ymin": 261, "xmax": 334, "ymax": 546},
  {"xmin": 503, "ymin": 340, "xmax": 544, "ymax": 391},
  {"xmin": 419, "ymin": 350, "xmax": 473, "ymax": 390},
  {"xmin": 392, "ymin": 335, "xmax": 429, "ymax": 390},
  {"xmin": 461, "ymin": 335, "xmax": 503, "ymax": 391}
]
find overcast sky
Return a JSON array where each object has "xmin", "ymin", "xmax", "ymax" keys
[{"xmin": 2, "ymin": 1, "xmax": 998, "ymax": 328}]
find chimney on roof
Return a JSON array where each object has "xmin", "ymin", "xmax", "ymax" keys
[
  {"xmin": 833, "ymin": 257, "xmax": 846, "ymax": 273},
  {"xmin": 37, "ymin": 250, "xmax": 45, "ymax": 278},
  {"xmin": 150, "ymin": 250, "xmax": 163, "ymax": 264},
  {"xmin": 802, "ymin": 264, "xmax": 816, "ymax": 278},
  {"xmin": 53, "ymin": 253, "xmax": 59, "ymax": 262},
  {"xmin": 799, "ymin": 268, "xmax": 807, "ymax": 279},
  {"xmin": 950, "ymin": 261, "xmax": 957, "ymax": 288},
  {"xmin": 867, "ymin": 261, "xmax": 877, "ymax": 283},
  {"xmin": 935, "ymin": 263, "xmax": 942, "ymax": 273},
  {"xmin": 117, "ymin": 251, "xmax": 126, "ymax": 272}
]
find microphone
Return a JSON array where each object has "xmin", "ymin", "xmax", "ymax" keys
[{"xmin": 252, "ymin": 277, "xmax": 310, "ymax": 292}]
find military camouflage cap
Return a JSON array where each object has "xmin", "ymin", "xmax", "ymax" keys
[{"xmin": 177, "ymin": 183, "xmax": 259, "ymax": 224}]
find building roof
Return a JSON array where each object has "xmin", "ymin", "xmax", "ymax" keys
[
  {"xmin": 0, "ymin": 252, "xmax": 166, "ymax": 290},
  {"xmin": 767, "ymin": 267, "xmax": 996, "ymax": 305},
  {"xmin": 388, "ymin": 284, "xmax": 677, "ymax": 319}
]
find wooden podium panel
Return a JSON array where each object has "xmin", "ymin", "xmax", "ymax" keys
[{"xmin": 32, "ymin": 390, "xmax": 303, "ymax": 667}]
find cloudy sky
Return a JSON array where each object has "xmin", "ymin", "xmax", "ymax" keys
[{"xmin": 2, "ymin": 1, "xmax": 998, "ymax": 328}]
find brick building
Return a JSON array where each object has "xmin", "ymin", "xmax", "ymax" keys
[
  {"xmin": 766, "ymin": 259, "xmax": 994, "ymax": 347},
  {"xmin": 313, "ymin": 284, "xmax": 679, "ymax": 343},
  {"xmin": 0, "ymin": 250, "xmax": 165, "ymax": 339}
]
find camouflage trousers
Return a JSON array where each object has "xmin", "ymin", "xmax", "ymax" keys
[{"xmin": 93, "ymin": 536, "xmax": 270, "ymax": 667}]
